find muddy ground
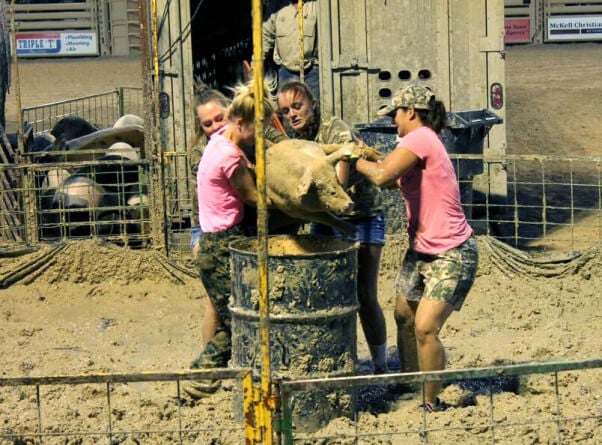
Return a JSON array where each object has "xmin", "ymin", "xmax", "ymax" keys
[{"xmin": 1, "ymin": 44, "xmax": 601, "ymax": 444}]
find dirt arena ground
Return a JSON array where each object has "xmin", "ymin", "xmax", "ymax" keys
[{"xmin": 1, "ymin": 44, "xmax": 601, "ymax": 444}]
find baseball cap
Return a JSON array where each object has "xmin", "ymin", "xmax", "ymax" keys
[{"xmin": 377, "ymin": 84, "xmax": 435, "ymax": 117}]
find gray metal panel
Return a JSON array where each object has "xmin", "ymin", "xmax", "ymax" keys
[
  {"xmin": 319, "ymin": 0, "xmax": 505, "ymax": 124},
  {"xmin": 320, "ymin": 0, "xmax": 451, "ymax": 124},
  {"xmin": 365, "ymin": 0, "xmax": 449, "ymax": 117}
]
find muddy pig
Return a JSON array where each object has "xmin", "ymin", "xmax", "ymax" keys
[{"xmin": 265, "ymin": 139, "xmax": 357, "ymax": 235}]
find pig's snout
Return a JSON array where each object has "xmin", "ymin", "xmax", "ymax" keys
[{"xmin": 327, "ymin": 192, "xmax": 353, "ymax": 215}]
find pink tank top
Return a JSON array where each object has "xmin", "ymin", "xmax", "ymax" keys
[
  {"xmin": 197, "ymin": 129, "xmax": 249, "ymax": 232},
  {"xmin": 396, "ymin": 126, "xmax": 472, "ymax": 254}
]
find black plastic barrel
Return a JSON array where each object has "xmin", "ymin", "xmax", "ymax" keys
[
  {"xmin": 229, "ymin": 235, "xmax": 359, "ymax": 432},
  {"xmin": 355, "ymin": 109, "xmax": 502, "ymax": 228},
  {"xmin": 441, "ymin": 110, "xmax": 503, "ymax": 180}
]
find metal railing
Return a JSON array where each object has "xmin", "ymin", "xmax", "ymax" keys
[
  {"xmin": 2, "ymin": 144, "xmax": 601, "ymax": 255},
  {"xmin": 453, "ymin": 154, "xmax": 602, "ymax": 252},
  {"xmin": 0, "ymin": 368, "xmax": 254, "ymax": 444},
  {"xmin": 21, "ymin": 87, "xmax": 143, "ymax": 135},
  {"xmin": 0, "ymin": 157, "xmax": 152, "ymax": 247},
  {"xmin": 163, "ymin": 151, "xmax": 602, "ymax": 258},
  {"xmin": 2, "ymin": 360, "xmax": 598, "ymax": 444},
  {"xmin": 278, "ymin": 359, "xmax": 602, "ymax": 444}
]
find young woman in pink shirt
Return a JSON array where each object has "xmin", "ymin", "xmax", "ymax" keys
[
  {"xmin": 188, "ymin": 82, "xmax": 231, "ymax": 366},
  {"xmin": 355, "ymin": 84, "xmax": 479, "ymax": 412},
  {"xmin": 184, "ymin": 83, "xmax": 273, "ymax": 400}
]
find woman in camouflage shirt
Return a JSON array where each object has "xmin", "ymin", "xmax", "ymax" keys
[{"xmin": 277, "ymin": 80, "xmax": 389, "ymax": 374}]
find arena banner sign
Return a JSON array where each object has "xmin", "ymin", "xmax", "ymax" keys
[
  {"xmin": 15, "ymin": 31, "xmax": 99, "ymax": 57},
  {"xmin": 547, "ymin": 16, "xmax": 602, "ymax": 41},
  {"xmin": 505, "ymin": 18, "xmax": 531, "ymax": 43}
]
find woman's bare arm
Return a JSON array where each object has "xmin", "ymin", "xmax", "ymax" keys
[{"xmin": 356, "ymin": 146, "xmax": 419, "ymax": 187}]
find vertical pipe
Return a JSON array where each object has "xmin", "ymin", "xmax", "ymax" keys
[
  {"xmin": 106, "ymin": 382, "xmax": 113, "ymax": 444},
  {"xmin": 280, "ymin": 388, "xmax": 294, "ymax": 445},
  {"xmin": 297, "ymin": 0, "xmax": 304, "ymax": 82},
  {"xmin": 242, "ymin": 372, "xmax": 260, "ymax": 443},
  {"xmin": 140, "ymin": 0, "xmax": 166, "ymax": 253},
  {"xmin": 35, "ymin": 385, "xmax": 42, "ymax": 441},
  {"xmin": 118, "ymin": 87, "xmax": 125, "ymax": 117},
  {"xmin": 10, "ymin": 0, "xmax": 37, "ymax": 242},
  {"xmin": 9, "ymin": 1, "xmax": 22, "ymax": 139},
  {"xmin": 553, "ymin": 371, "xmax": 562, "ymax": 444},
  {"xmin": 251, "ymin": 0, "xmax": 273, "ymax": 443}
]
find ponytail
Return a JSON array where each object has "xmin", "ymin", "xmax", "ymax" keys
[
  {"xmin": 229, "ymin": 81, "xmax": 274, "ymax": 124},
  {"xmin": 416, "ymin": 99, "xmax": 447, "ymax": 134}
]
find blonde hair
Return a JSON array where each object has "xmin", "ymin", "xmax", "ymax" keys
[
  {"xmin": 189, "ymin": 77, "xmax": 231, "ymax": 153},
  {"xmin": 193, "ymin": 76, "xmax": 230, "ymax": 110},
  {"xmin": 229, "ymin": 81, "xmax": 274, "ymax": 124}
]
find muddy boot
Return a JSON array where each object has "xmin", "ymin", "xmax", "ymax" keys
[{"xmin": 183, "ymin": 331, "xmax": 231, "ymax": 400}]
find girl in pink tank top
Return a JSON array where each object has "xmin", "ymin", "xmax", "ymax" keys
[{"xmin": 355, "ymin": 84, "xmax": 479, "ymax": 412}]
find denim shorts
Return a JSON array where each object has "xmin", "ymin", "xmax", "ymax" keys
[
  {"xmin": 395, "ymin": 235, "xmax": 478, "ymax": 310},
  {"xmin": 190, "ymin": 226, "xmax": 201, "ymax": 249},
  {"xmin": 309, "ymin": 213, "xmax": 385, "ymax": 245}
]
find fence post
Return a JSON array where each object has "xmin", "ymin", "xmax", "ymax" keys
[
  {"xmin": 23, "ymin": 164, "xmax": 38, "ymax": 243},
  {"xmin": 533, "ymin": 0, "xmax": 545, "ymax": 44},
  {"xmin": 139, "ymin": 0, "xmax": 167, "ymax": 254},
  {"xmin": 118, "ymin": 87, "xmax": 125, "ymax": 117}
]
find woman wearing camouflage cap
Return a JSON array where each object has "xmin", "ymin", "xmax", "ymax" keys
[{"xmin": 354, "ymin": 84, "xmax": 478, "ymax": 412}]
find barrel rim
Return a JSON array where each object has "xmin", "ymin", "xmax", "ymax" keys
[{"xmin": 229, "ymin": 234, "xmax": 359, "ymax": 258}]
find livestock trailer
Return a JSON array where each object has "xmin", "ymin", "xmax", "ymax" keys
[{"xmin": 153, "ymin": 0, "xmax": 507, "ymax": 252}]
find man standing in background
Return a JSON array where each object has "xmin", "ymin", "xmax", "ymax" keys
[{"xmin": 262, "ymin": 0, "xmax": 319, "ymax": 103}]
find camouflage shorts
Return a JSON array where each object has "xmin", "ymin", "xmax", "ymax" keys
[
  {"xmin": 197, "ymin": 225, "xmax": 246, "ymax": 331},
  {"xmin": 394, "ymin": 236, "xmax": 478, "ymax": 310}
]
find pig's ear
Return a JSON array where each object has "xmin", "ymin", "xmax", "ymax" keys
[{"xmin": 296, "ymin": 170, "xmax": 314, "ymax": 198}]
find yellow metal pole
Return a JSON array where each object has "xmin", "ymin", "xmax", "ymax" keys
[
  {"xmin": 144, "ymin": 0, "xmax": 166, "ymax": 253},
  {"xmin": 297, "ymin": 0, "xmax": 304, "ymax": 83},
  {"xmin": 150, "ymin": 0, "xmax": 160, "ymax": 92},
  {"xmin": 242, "ymin": 372, "xmax": 261, "ymax": 444},
  {"xmin": 251, "ymin": 0, "xmax": 273, "ymax": 443}
]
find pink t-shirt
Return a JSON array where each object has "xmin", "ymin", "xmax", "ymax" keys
[
  {"xmin": 396, "ymin": 126, "xmax": 472, "ymax": 254},
  {"xmin": 197, "ymin": 130, "xmax": 249, "ymax": 232}
]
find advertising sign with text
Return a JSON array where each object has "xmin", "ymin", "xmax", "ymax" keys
[
  {"xmin": 16, "ymin": 31, "xmax": 98, "ymax": 57},
  {"xmin": 505, "ymin": 18, "xmax": 531, "ymax": 43},
  {"xmin": 547, "ymin": 16, "xmax": 602, "ymax": 41}
]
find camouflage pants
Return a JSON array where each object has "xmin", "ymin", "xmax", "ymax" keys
[
  {"xmin": 196, "ymin": 225, "xmax": 246, "ymax": 333},
  {"xmin": 183, "ymin": 226, "xmax": 247, "ymax": 400},
  {"xmin": 395, "ymin": 236, "xmax": 478, "ymax": 310}
]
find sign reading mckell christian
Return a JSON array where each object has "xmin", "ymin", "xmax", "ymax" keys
[
  {"xmin": 15, "ymin": 31, "xmax": 98, "ymax": 57},
  {"xmin": 548, "ymin": 16, "xmax": 602, "ymax": 41}
]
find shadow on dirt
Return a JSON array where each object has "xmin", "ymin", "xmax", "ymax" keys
[{"xmin": 355, "ymin": 350, "xmax": 521, "ymax": 415}]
